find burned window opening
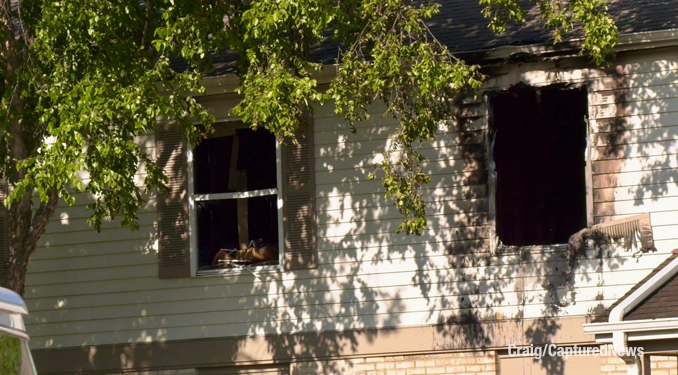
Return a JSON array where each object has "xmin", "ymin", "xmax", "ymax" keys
[
  {"xmin": 489, "ymin": 85, "xmax": 588, "ymax": 246},
  {"xmin": 192, "ymin": 126, "xmax": 279, "ymax": 271}
]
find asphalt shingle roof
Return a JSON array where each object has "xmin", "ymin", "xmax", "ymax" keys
[
  {"xmin": 625, "ymin": 255, "xmax": 678, "ymax": 320},
  {"xmin": 183, "ymin": 0, "xmax": 678, "ymax": 76},
  {"xmin": 427, "ymin": 0, "xmax": 678, "ymax": 54},
  {"xmin": 592, "ymin": 250, "xmax": 678, "ymax": 323}
]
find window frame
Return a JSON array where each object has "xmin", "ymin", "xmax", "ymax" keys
[
  {"xmin": 186, "ymin": 120, "xmax": 285, "ymax": 277},
  {"xmin": 484, "ymin": 83, "xmax": 595, "ymax": 250}
]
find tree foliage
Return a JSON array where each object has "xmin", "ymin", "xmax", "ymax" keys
[{"xmin": 0, "ymin": 0, "xmax": 617, "ymax": 293}]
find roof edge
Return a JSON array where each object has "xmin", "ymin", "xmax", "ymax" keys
[
  {"xmin": 608, "ymin": 252, "xmax": 678, "ymax": 324},
  {"xmin": 457, "ymin": 27, "xmax": 678, "ymax": 63},
  {"xmin": 616, "ymin": 27, "xmax": 678, "ymax": 51},
  {"xmin": 199, "ymin": 28, "xmax": 678, "ymax": 94},
  {"xmin": 584, "ymin": 317, "xmax": 678, "ymax": 335}
]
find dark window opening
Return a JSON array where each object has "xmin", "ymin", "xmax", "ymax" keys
[
  {"xmin": 196, "ymin": 196, "xmax": 279, "ymax": 269},
  {"xmin": 490, "ymin": 85, "xmax": 588, "ymax": 246},
  {"xmin": 192, "ymin": 127, "xmax": 279, "ymax": 270},
  {"xmin": 194, "ymin": 128, "xmax": 277, "ymax": 194}
]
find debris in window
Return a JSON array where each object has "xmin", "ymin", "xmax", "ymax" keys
[{"xmin": 211, "ymin": 239, "xmax": 279, "ymax": 267}]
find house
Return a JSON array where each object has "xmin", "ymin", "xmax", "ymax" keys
[
  {"xmin": 584, "ymin": 250, "xmax": 678, "ymax": 375},
  {"xmin": 21, "ymin": 1, "xmax": 678, "ymax": 374}
]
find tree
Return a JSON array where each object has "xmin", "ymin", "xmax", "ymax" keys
[{"xmin": 0, "ymin": 0, "xmax": 617, "ymax": 295}]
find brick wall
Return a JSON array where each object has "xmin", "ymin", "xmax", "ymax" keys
[
  {"xmin": 95, "ymin": 348, "xmax": 677, "ymax": 375},
  {"xmin": 291, "ymin": 351, "xmax": 497, "ymax": 375},
  {"xmin": 600, "ymin": 352, "xmax": 627, "ymax": 375},
  {"xmin": 599, "ymin": 344, "xmax": 678, "ymax": 375},
  {"xmin": 102, "ymin": 370, "xmax": 196, "ymax": 375},
  {"xmin": 648, "ymin": 356, "xmax": 678, "ymax": 375}
]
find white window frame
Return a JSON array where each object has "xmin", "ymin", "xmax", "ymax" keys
[{"xmin": 186, "ymin": 120, "xmax": 284, "ymax": 277}]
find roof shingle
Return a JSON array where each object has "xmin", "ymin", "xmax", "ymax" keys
[
  {"xmin": 185, "ymin": 0, "xmax": 678, "ymax": 76},
  {"xmin": 592, "ymin": 250, "xmax": 678, "ymax": 323}
]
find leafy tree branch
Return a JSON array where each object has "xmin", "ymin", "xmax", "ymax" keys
[{"xmin": 0, "ymin": 0, "xmax": 617, "ymax": 294}]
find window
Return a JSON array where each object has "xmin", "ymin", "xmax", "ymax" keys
[
  {"xmin": 156, "ymin": 114, "xmax": 318, "ymax": 279},
  {"xmin": 489, "ymin": 85, "xmax": 589, "ymax": 246},
  {"xmin": 188, "ymin": 123, "xmax": 283, "ymax": 273}
]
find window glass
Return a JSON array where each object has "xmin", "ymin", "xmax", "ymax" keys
[
  {"xmin": 0, "ymin": 334, "xmax": 21, "ymax": 375},
  {"xmin": 193, "ymin": 128, "xmax": 277, "ymax": 194},
  {"xmin": 192, "ymin": 126, "xmax": 280, "ymax": 272},
  {"xmin": 196, "ymin": 196, "xmax": 279, "ymax": 269}
]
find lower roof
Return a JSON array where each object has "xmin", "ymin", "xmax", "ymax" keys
[{"xmin": 593, "ymin": 250, "xmax": 678, "ymax": 323}]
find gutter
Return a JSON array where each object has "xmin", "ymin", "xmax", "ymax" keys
[
  {"xmin": 584, "ymin": 317, "xmax": 678, "ymax": 335},
  {"xmin": 615, "ymin": 28, "xmax": 678, "ymax": 52},
  {"xmin": 467, "ymin": 27, "xmax": 678, "ymax": 62},
  {"xmin": 200, "ymin": 65, "xmax": 338, "ymax": 95}
]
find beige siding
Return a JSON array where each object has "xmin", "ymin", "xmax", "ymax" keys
[{"xmin": 23, "ymin": 49, "xmax": 678, "ymax": 349}]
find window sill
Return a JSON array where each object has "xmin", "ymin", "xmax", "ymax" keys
[
  {"xmin": 195, "ymin": 264, "xmax": 282, "ymax": 278},
  {"xmin": 495, "ymin": 243, "xmax": 569, "ymax": 254}
]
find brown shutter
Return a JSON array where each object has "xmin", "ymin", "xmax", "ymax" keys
[
  {"xmin": 156, "ymin": 123, "xmax": 191, "ymax": 278},
  {"xmin": 281, "ymin": 114, "xmax": 317, "ymax": 271}
]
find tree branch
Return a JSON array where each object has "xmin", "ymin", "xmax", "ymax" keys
[
  {"xmin": 24, "ymin": 188, "xmax": 59, "ymax": 260},
  {"xmin": 0, "ymin": 0, "xmax": 28, "ymax": 169},
  {"xmin": 141, "ymin": 0, "xmax": 154, "ymax": 50}
]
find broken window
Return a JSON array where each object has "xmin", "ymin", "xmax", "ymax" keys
[
  {"xmin": 191, "ymin": 124, "xmax": 280, "ymax": 271},
  {"xmin": 489, "ymin": 85, "xmax": 588, "ymax": 246}
]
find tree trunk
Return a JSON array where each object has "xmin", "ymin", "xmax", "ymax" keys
[
  {"xmin": 3, "ymin": 190, "xmax": 59, "ymax": 296},
  {"xmin": 0, "ymin": 0, "xmax": 58, "ymax": 296},
  {"xmin": 4, "ymin": 244, "xmax": 30, "ymax": 295}
]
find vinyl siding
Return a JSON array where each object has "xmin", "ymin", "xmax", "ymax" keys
[{"xmin": 23, "ymin": 48, "xmax": 678, "ymax": 349}]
